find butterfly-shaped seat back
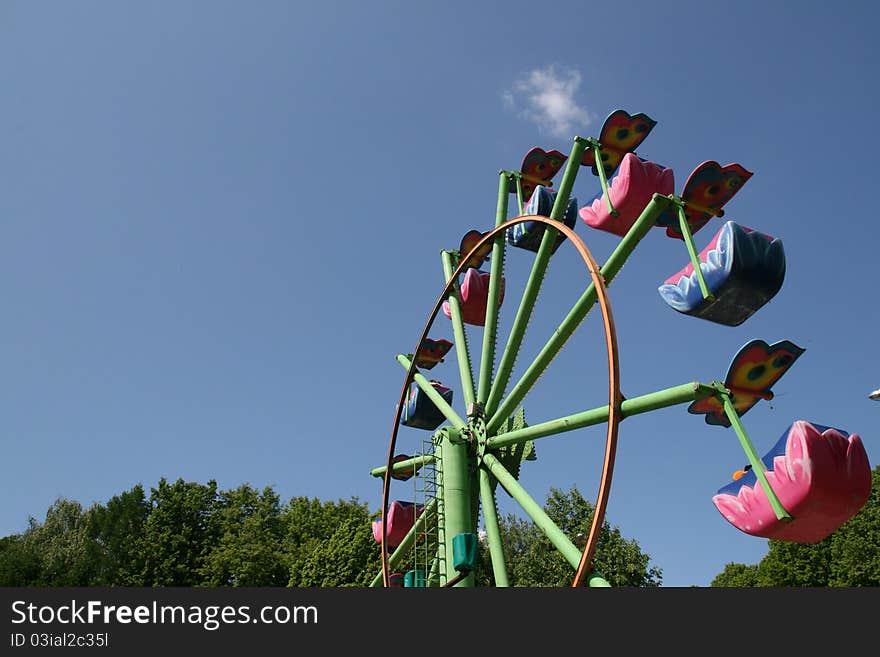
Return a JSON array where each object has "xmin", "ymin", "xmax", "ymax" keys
[
  {"xmin": 712, "ymin": 420, "xmax": 871, "ymax": 543},
  {"xmin": 516, "ymin": 148, "xmax": 568, "ymax": 201},
  {"xmin": 579, "ymin": 153, "xmax": 674, "ymax": 237},
  {"xmin": 413, "ymin": 338, "xmax": 454, "ymax": 371},
  {"xmin": 688, "ymin": 339, "xmax": 805, "ymax": 426},
  {"xmin": 581, "ymin": 109, "xmax": 658, "ymax": 176},
  {"xmin": 655, "ymin": 161, "xmax": 753, "ymax": 239},
  {"xmin": 516, "ymin": 110, "xmax": 659, "ymax": 231},
  {"xmin": 458, "ymin": 230, "xmax": 491, "ymax": 271},
  {"xmin": 658, "ymin": 221, "xmax": 786, "ymax": 326},
  {"xmin": 507, "ymin": 185, "xmax": 578, "ymax": 253},
  {"xmin": 400, "ymin": 381, "xmax": 454, "ymax": 431},
  {"xmin": 372, "ymin": 501, "xmax": 426, "ymax": 548},
  {"xmin": 442, "ymin": 268, "xmax": 505, "ymax": 327}
]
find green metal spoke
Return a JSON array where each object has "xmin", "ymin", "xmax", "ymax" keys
[
  {"xmin": 586, "ymin": 573, "xmax": 611, "ymax": 587},
  {"xmin": 484, "ymin": 227, "xmax": 556, "ymax": 418},
  {"xmin": 397, "ymin": 354, "xmax": 467, "ymax": 430},
  {"xmin": 486, "ymin": 193, "xmax": 673, "ymax": 434},
  {"xmin": 514, "ymin": 172, "xmax": 525, "ymax": 215},
  {"xmin": 587, "ymin": 138, "xmax": 618, "ymax": 217},
  {"xmin": 674, "ymin": 198, "xmax": 714, "ymax": 302},
  {"xmin": 370, "ymin": 453, "xmax": 436, "ymax": 479},
  {"xmin": 488, "ymin": 381, "xmax": 716, "ymax": 450},
  {"xmin": 427, "ymin": 553, "xmax": 441, "ymax": 587},
  {"xmin": 719, "ymin": 391, "xmax": 792, "ymax": 521},
  {"xmin": 482, "ymin": 453, "xmax": 582, "ymax": 570},
  {"xmin": 478, "ymin": 467, "xmax": 509, "ymax": 586},
  {"xmin": 485, "ymin": 137, "xmax": 589, "ymax": 419},
  {"xmin": 481, "ymin": 455, "xmax": 611, "ymax": 588},
  {"xmin": 476, "ymin": 172, "xmax": 511, "ymax": 408},
  {"xmin": 441, "ymin": 251, "xmax": 476, "ymax": 410},
  {"xmin": 370, "ymin": 499, "xmax": 438, "ymax": 587}
]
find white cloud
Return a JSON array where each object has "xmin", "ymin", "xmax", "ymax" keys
[{"xmin": 503, "ymin": 65, "xmax": 592, "ymax": 138}]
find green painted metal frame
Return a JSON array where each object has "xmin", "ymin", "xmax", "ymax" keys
[
  {"xmin": 370, "ymin": 453, "xmax": 436, "ymax": 479},
  {"xmin": 437, "ymin": 427, "xmax": 475, "ymax": 587},
  {"xmin": 485, "ymin": 137, "xmax": 589, "ymax": 420},
  {"xmin": 483, "ymin": 453, "xmax": 609, "ymax": 587},
  {"xmin": 487, "ymin": 381, "xmax": 716, "ymax": 450},
  {"xmin": 373, "ymin": 131, "xmax": 778, "ymax": 588},
  {"xmin": 477, "ymin": 171, "xmax": 512, "ymax": 408},
  {"xmin": 375, "ymin": 148, "xmax": 676, "ymax": 587},
  {"xmin": 513, "ymin": 172, "xmax": 525, "ymax": 215},
  {"xmin": 478, "ymin": 467, "xmax": 509, "ymax": 586},
  {"xmin": 441, "ymin": 251, "xmax": 476, "ymax": 411},
  {"xmin": 396, "ymin": 354, "xmax": 467, "ymax": 431},
  {"xmin": 586, "ymin": 137, "xmax": 618, "ymax": 218},
  {"xmin": 718, "ymin": 389, "xmax": 792, "ymax": 521},
  {"xmin": 671, "ymin": 196, "xmax": 714, "ymax": 302}
]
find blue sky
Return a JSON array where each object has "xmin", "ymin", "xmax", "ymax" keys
[{"xmin": 2, "ymin": 1, "xmax": 878, "ymax": 587}]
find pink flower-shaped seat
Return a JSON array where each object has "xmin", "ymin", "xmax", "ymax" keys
[{"xmin": 713, "ymin": 421, "xmax": 871, "ymax": 543}]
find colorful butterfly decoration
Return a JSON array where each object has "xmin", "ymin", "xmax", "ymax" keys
[
  {"xmin": 414, "ymin": 338, "xmax": 454, "ymax": 370},
  {"xmin": 688, "ymin": 339, "xmax": 805, "ymax": 427},
  {"xmin": 655, "ymin": 161, "xmax": 753, "ymax": 239},
  {"xmin": 581, "ymin": 110, "xmax": 657, "ymax": 176},
  {"xmin": 515, "ymin": 147, "xmax": 568, "ymax": 201},
  {"xmin": 458, "ymin": 229, "xmax": 492, "ymax": 271}
]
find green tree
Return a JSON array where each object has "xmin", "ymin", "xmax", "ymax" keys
[
  {"xmin": 0, "ymin": 484, "xmax": 387, "ymax": 587},
  {"xmin": 18, "ymin": 499, "xmax": 97, "ymax": 586},
  {"xmin": 138, "ymin": 478, "xmax": 220, "ymax": 586},
  {"xmin": 827, "ymin": 465, "xmax": 880, "ymax": 586},
  {"xmin": 0, "ymin": 499, "xmax": 102, "ymax": 586},
  {"xmin": 295, "ymin": 514, "xmax": 381, "ymax": 586},
  {"xmin": 200, "ymin": 484, "xmax": 287, "ymax": 586},
  {"xmin": 754, "ymin": 539, "xmax": 831, "ymax": 586},
  {"xmin": 711, "ymin": 563, "xmax": 758, "ymax": 587},
  {"xmin": 0, "ymin": 534, "xmax": 42, "ymax": 586},
  {"xmin": 476, "ymin": 486, "xmax": 662, "ymax": 587},
  {"xmin": 85, "ymin": 485, "xmax": 150, "ymax": 585},
  {"xmin": 284, "ymin": 497, "xmax": 380, "ymax": 586}
]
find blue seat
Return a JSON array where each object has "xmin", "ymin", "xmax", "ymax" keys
[
  {"xmin": 400, "ymin": 381, "xmax": 453, "ymax": 431},
  {"xmin": 658, "ymin": 221, "xmax": 785, "ymax": 326},
  {"xmin": 507, "ymin": 185, "xmax": 577, "ymax": 254}
]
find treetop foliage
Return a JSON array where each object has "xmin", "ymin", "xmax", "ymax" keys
[{"xmin": 0, "ymin": 480, "xmax": 660, "ymax": 587}]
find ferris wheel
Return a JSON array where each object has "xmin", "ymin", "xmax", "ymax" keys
[{"xmin": 369, "ymin": 110, "xmax": 872, "ymax": 587}]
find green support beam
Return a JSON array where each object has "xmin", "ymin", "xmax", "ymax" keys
[
  {"xmin": 485, "ymin": 137, "xmax": 589, "ymax": 419},
  {"xmin": 441, "ymin": 251, "xmax": 476, "ymax": 410},
  {"xmin": 427, "ymin": 553, "xmax": 441, "ymax": 587},
  {"xmin": 587, "ymin": 138, "xmax": 617, "ymax": 217},
  {"xmin": 482, "ymin": 453, "xmax": 583, "ymax": 570},
  {"xmin": 397, "ymin": 354, "xmax": 467, "ymax": 431},
  {"xmin": 719, "ymin": 391, "xmax": 792, "ymax": 521},
  {"xmin": 478, "ymin": 467, "xmax": 509, "ymax": 587},
  {"xmin": 439, "ymin": 428, "xmax": 475, "ymax": 586},
  {"xmin": 476, "ymin": 172, "xmax": 511, "ymax": 408},
  {"xmin": 514, "ymin": 173, "xmax": 525, "ymax": 215},
  {"xmin": 481, "ymin": 455, "xmax": 611, "ymax": 587},
  {"xmin": 674, "ymin": 198, "xmax": 714, "ymax": 302},
  {"xmin": 487, "ymin": 381, "xmax": 716, "ymax": 450},
  {"xmin": 370, "ymin": 453, "xmax": 436, "ymax": 479}
]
